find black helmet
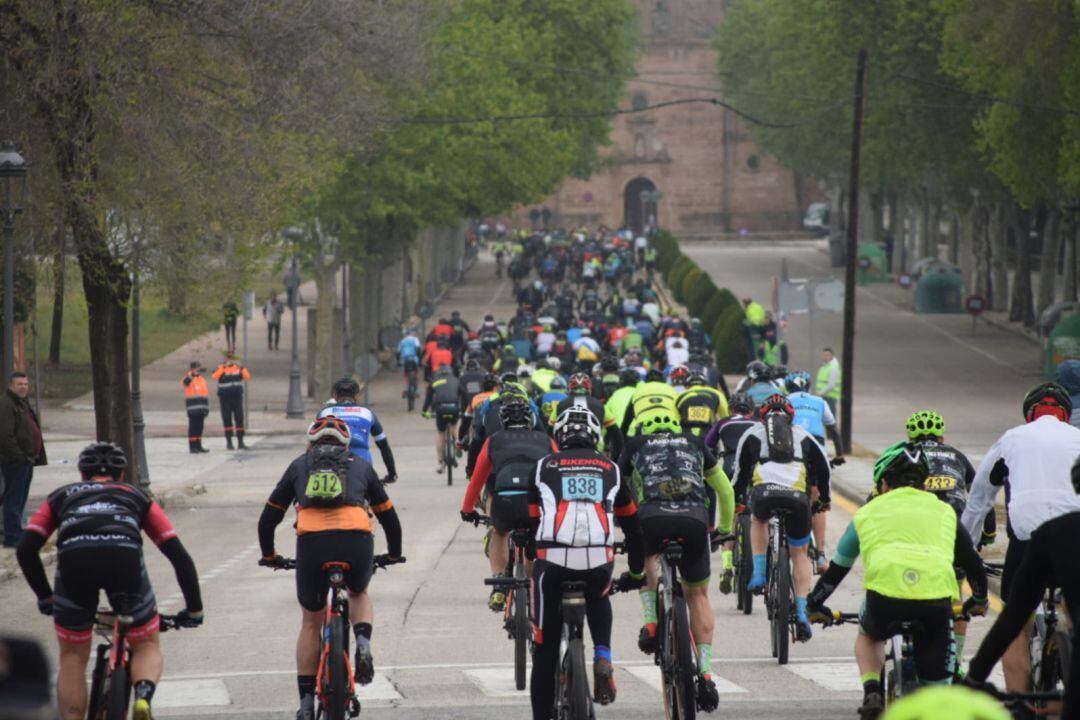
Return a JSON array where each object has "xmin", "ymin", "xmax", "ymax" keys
[
  {"xmin": 746, "ymin": 361, "xmax": 770, "ymax": 382},
  {"xmin": 600, "ymin": 355, "xmax": 619, "ymax": 372},
  {"xmin": 619, "ymin": 367, "xmax": 640, "ymax": 387},
  {"xmin": 78, "ymin": 441, "xmax": 128, "ymax": 479},
  {"xmin": 332, "ymin": 376, "xmax": 360, "ymax": 398},
  {"xmin": 873, "ymin": 441, "xmax": 930, "ymax": 491},
  {"xmin": 1023, "ymin": 382, "xmax": 1072, "ymax": 422},
  {"xmin": 482, "ymin": 372, "xmax": 499, "ymax": 391},
  {"xmin": 498, "ymin": 396, "xmax": 532, "ymax": 430},
  {"xmin": 730, "ymin": 392, "xmax": 754, "ymax": 415},
  {"xmin": 465, "ymin": 358, "xmax": 480, "ymax": 372},
  {"xmin": 686, "ymin": 370, "xmax": 706, "ymax": 387},
  {"xmin": 645, "ymin": 368, "xmax": 665, "ymax": 383}
]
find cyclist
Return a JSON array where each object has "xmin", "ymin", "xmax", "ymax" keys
[
  {"xmin": 619, "ymin": 368, "xmax": 680, "ymax": 436},
  {"xmin": 422, "ymin": 366, "xmax": 463, "ymax": 474},
  {"xmin": 539, "ymin": 375, "xmax": 568, "ymax": 435},
  {"xmin": 734, "ymin": 360, "xmax": 784, "ymax": 409},
  {"xmin": 552, "ymin": 373, "xmax": 621, "ymax": 457},
  {"xmin": 806, "ymin": 442, "xmax": 988, "ymax": 720},
  {"xmin": 530, "ymin": 407, "xmax": 644, "ymax": 716},
  {"xmin": 961, "ymin": 382, "xmax": 1080, "ymax": 705},
  {"xmin": 618, "ymin": 410, "xmax": 734, "ymax": 712},
  {"xmin": 318, "ymin": 377, "xmax": 397, "ymax": 483},
  {"xmin": 17, "ymin": 442, "xmax": 203, "ymax": 720},
  {"xmin": 458, "ymin": 372, "xmax": 499, "ymax": 446},
  {"xmin": 734, "ymin": 393, "xmax": 830, "ymax": 641},
  {"xmin": 460, "ymin": 396, "xmax": 557, "ymax": 611},
  {"xmin": 257, "ymin": 416, "xmax": 402, "ymax": 720},
  {"xmin": 458, "ymin": 358, "xmax": 488, "ymax": 410},
  {"xmin": 397, "ymin": 328, "xmax": 421, "ymax": 375},
  {"xmin": 605, "ymin": 367, "xmax": 640, "ymax": 432},
  {"xmin": 464, "ymin": 381, "xmax": 543, "ymax": 478},
  {"xmin": 677, "ymin": 369, "xmax": 729, "ymax": 437},
  {"xmin": 448, "ymin": 310, "xmax": 470, "ymax": 353}
]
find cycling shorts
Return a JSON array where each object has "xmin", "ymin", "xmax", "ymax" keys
[
  {"xmin": 53, "ymin": 546, "xmax": 158, "ymax": 644},
  {"xmin": 859, "ymin": 590, "xmax": 953, "ymax": 683},
  {"xmin": 750, "ymin": 484, "xmax": 812, "ymax": 544},
  {"xmin": 435, "ymin": 405, "xmax": 460, "ymax": 432},
  {"xmin": 295, "ymin": 530, "xmax": 374, "ymax": 612},
  {"xmin": 530, "ymin": 559, "xmax": 612, "ymax": 647},
  {"xmin": 1001, "ymin": 536, "xmax": 1029, "ymax": 601},
  {"xmin": 402, "ymin": 357, "xmax": 418, "ymax": 373},
  {"xmin": 641, "ymin": 515, "xmax": 711, "ymax": 586},
  {"xmin": 490, "ymin": 493, "xmax": 533, "ymax": 535}
]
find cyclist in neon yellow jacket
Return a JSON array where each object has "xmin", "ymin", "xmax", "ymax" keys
[{"xmin": 805, "ymin": 442, "xmax": 989, "ymax": 720}]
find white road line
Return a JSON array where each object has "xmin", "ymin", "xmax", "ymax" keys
[
  {"xmin": 624, "ymin": 665, "xmax": 747, "ymax": 694},
  {"xmin": 785, "ymin": 661, "xmax": 861, "ymax": 692},
  {"xmin": 489, "ymin": 278, "xmax": 508, "ymax": 306},
  {"xmin": 462, "ymin": 667, "xmax": 529, "ymax": 697},
  {"xmin": 155, "ymin": 679, "xmax": 231, "ymax": 708}
]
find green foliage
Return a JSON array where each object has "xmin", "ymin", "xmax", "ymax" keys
[
  {"xmin": 652, "ymin": 230, "xmax": 681, "ymax": 272},
  {"xmin": 666, "ymin": 257, "xmax": 693, "ymax": 301},
  {"xmin": 713, "ymin": 305, "xmax": 750, "ymax": 375},
  {"xmin": 685, "ymin": 272, "xmax": 719, "ymax": 317},
  {"xmin": 679, "ymin": 268, "xmax": 706, "ymax": 309},
  {"xmin": 700, "ymin": 292, "xmax": 730, "ymax": 330}
]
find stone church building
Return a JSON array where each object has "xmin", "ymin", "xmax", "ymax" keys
[{"xmin": 515, "ymin": 0, "xmax": 815, "ymax": 237}]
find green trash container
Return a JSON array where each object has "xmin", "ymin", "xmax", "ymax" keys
[
  {"xmin": 856, "ymin": 244, "xmax": 891, "ymax": 283},
  {"xmin": 1046, "ymin": 314, "xmax": 1080, "ymax": 378},
  {"xmin": 914, "ymin": 267, "xmax": 964, "ymax": 314}
]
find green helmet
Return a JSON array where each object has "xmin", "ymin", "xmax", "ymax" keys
[
  {"xmin": 873, "ymin": 441, "xmax": 929, "ymax": 491},
  {"xmin": 638, "ymin": 410, "xmax": 682, "ymax": 436},
  {"xmin": 880, "ymin": 686, "xmax": 1009, "ymax": 720},
  {"xmin": 906, "ymin": 410, "xmax": 945, "ymax": 440},
  {"xmin": 500, "ymin": 381, "xmax": 529, "ymax": 400}
]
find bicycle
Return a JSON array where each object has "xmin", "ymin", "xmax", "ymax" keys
[
  {"xmin": 1030, "ymin": 583, "xmax": 1072, "ymax": 712},
  {"xmin": 85, "ymin": 601, "xmax": 192, "ymax": 720},
  {"xmin": 764, "ymin": 509, "xmax": 796, "ymax": 665},
  {"xmin": 472, "ymin": 515, "xmax": 532, "ymax": 690},
  {"xmin": 552, "ymin": 580, "xmax": 593, "ymax": 720},
  {"xmin": 440, "ymin": 412, "xmax": 459, "ymax": 486},
  {"xmin": 403, "ymin": 360, "xmax": 419, "ymax": 412},
  {"xmin": 732, "ymin": 506, "xmax": 754, "ymax": 616},
  {"xmin": 262, "ymin": 554, "xmax": 406, "ymax": 719}
]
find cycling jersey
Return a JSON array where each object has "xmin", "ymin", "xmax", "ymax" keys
[
  {"xmin": 461, "ymin": 429, "xmax": 556, "ymax": 513},
  {"xmin": 424, "ymin": 375, "xmax": 461, "ymax": 413},
  {"xmin": 787, "ymin": 390, "xmax": 834, "ymax": 441},
  {"xmin": 620, "ymin": 381, "xmax": 680, "ymax": 435},
  {"xmin": 317, "ymin": 402, "xmax": 385, "ymax": 464},
  {"xmin": 745, "ymin": 380, "xmax": 784, "ymax": 408},
  {"xmin": 676, "ymin": 386, "xmax": 728, "ymax": 436},
  {"xmin": 398, "ymin": 335, "xmax": 421, "ymax": 364},
  {"xmin": 704, "ymin": 415, "xmax": 757, "ymax": 482},
  {"xmin": 458, "ymin": 371, "xmax": 486, "ymax": 405},
  {"xmin": 733, "ymin": 422, "xmax": 830, "ymax": 499}
]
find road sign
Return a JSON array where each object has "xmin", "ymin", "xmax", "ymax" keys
[
  {"xmin": 812, "ymin": 278, "xmax": 845, "ymax": 313},
  {"xmin": 966, "ymin": 294, "xmax": 986, "ymax": 335},
  {"xmin": 898, "ymin": 274, "xmax": 913, "ymax": 289}
]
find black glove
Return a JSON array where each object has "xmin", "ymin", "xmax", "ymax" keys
[
  {"xmin": 963, "ymin": 595, "xmax": 989, "ymax": 618},
  {"xmin": 461, "ymin": 510, "xmax": 482, "ymax": 524},
  {"xmin": 829, "ymin": 457, "xmax": 846, "ymax": 468},
  {"xmin": 805, "ymin": 603, "xmax": 832, "ymax": 626},
  {"xmin": 382, "ymin": 474, "xmax": 397, "ymax": 485},
  {"xmin": 175, "ymin": 609, "xmax": 204, "ymax": 628},
  {"xmin": 961, "ymin": 674, "xmax": 996, "ymax": 696},
  {"xmin": 615, "ymin": 571, "xmax": 646, "ymax": 592},
  {"xmin": 37, "ymin": 597, "xmax": 54, "ymax": 617}
]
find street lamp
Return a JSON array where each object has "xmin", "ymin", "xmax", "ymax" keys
[
  {"xmin": 131, "ymin": 265, "xmax": 150, "ymax": 488},
  {"xmin": 0, "ymin": 142, "xmax": 28, "ymax": 381},
  {"xmin": 282, "ymin": 227, "xmax": 305, "ymax": 418}
]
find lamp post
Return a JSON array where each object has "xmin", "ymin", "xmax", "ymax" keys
[
  {"xmin": 282, "ymin": 227, "xmax": 305, "ymax": 418},
  {"xmin": 0, "ymin": 142, "xmax": 28, "ymax": 381},
  {"xmin": 131, "ymin": 266, "xmax": 150, "ymax": 488}
]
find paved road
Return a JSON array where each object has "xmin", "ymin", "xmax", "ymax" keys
[{"xmin": 0, "ymin": 250, "xmax": 1006, "ymax": 718}]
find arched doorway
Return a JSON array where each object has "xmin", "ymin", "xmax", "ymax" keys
[{"xmin": 624, "ymin": 177, "xmax": 658, "ymax": 235}]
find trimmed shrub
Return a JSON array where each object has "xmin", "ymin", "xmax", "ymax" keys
[
  {"xmin": 713, "ymin": 304, "xmax": 750, "ymax": 374},
  {"xmin": 701, "ymin": 291, "xmax": 729, "ymax": 330},
  {"xmin": 675, "ymin": 266, "xmax": 702, "ymax": 305},
  {"xmin": 685, "ymin": 274, "xmax": 718, "ymax": 317},
  {"xmin": 653, "ymin": 230, "xmax": 681, "ymax": 272},
  {"xmin": 666, "ymin": 255, "xmax": 692, "ymax": 296},
  {"xmin": 713, "ymin": 287, "xmax": 740, "ymax": 314}
]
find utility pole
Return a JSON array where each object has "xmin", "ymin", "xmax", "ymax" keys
[{"xmin": 840, "ymin": 49, "xmax": 867, "ymax": 453}]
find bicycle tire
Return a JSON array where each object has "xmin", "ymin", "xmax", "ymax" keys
[
  {"xmin": 514, "ymin": 585, "xmax": 528, "ymax": 691},
  {"xmin": 737, "ymin": 513, "xmax": 753, "ymax": 615},
  {"xmin": 86, "ymin": 645, "xmax": 109, "ymax": 720},
  {"xmin": 445, "ymin": 430, "xmax": 454, "ymax": 486},
  {"xmin": 658, "ymin": 591, "xmax": 677, "ymax": 720},
  {"xmin": 407, "ymin": 379, "xmax": 416, "ymax": 412},
  {"xmin": 326, "ymin": 616, "xmax": 349, "ymax": 720},
  {"xmin": 672, "ymin": 595, "xmax": 697, "ymax": 720},
  {"xmin": 1036, "ymin": 630, "xmax": 1071, "ymax": 709},
  {"xmin": 104, "ymin": 663, "xmax": 129, "ymax": 720},
  {"xmin": 885, "ymin": 637, "xmax": 904, "ymax": 704},
  {"xmin": 774, "ymin": 543, "xmax": 791, "ymax": 665},
  {"xmin": 567, "ymin": 637, "xmax": 591, "ymax": 719}
]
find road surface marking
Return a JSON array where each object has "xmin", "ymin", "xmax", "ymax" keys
[
  {"xmin": 462, "ymin": 667, "xmax": 529, "ymax": 696},
  {"xmin": 490, "ymin": 278, "xmax": 508, "ymax": 306},
  {"xmin": 785, "ymin": 661, "xmax": 861, "ymax": 692},
  {"xmin": 154, "ymin": 679, "xmax": 231, "ymax": 707},
  {"xmin": 361, "ymin": 673, "xmax": 404, "ymax": 701},
  {"xmin": 624, "ymin": 665, "xmax": 747, "ymax": 694}
]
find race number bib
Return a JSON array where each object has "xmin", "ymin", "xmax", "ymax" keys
[
  {"xmin": 923, "ymin": 476, "xmax": 957, "ymax": 492},
  {"xmin": 305, "ymin": 471, "xmax": 344, "ymax": 502},
  {"xmin": 562, "ymin": 475, "xmax": 603, "ymax": 502},
  {"xmin": 686, "ymin": 406, "xmax": 713, "ymax": 423}
]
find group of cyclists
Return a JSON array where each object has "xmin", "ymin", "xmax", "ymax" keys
[{"xmin": 11, "ymin": 222, "xmax": 1080, "ymax": 720}]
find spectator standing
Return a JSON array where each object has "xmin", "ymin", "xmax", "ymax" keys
[
  {"xmin": 0, "ymin": 372, "xmax": 46, "ymax": 547},
  {"xmin": 742, "ymin": 297, "xmax": 767, "ymax": 363},
  {"xmin": 222, "ymin": 300, "xmax": 239, "ymax": 354},
  {"xmin": 263, "ymin": 292, "xmax": 284, "ymax": 351},
  {"xmin": 212, "ymin": 352, "xmax": 251, "ymax": 450},
  {"xmin": 182, "ymin": 361, "xmax": 211, "ymax": 453},
  {"xmin": 815, "ymin": 347, "xmax": 842, "ymax": 418}
]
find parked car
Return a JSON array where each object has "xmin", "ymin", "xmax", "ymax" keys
[{"xmin": 803, "ymin": 202, "xmax": 830, "ymax": 236}]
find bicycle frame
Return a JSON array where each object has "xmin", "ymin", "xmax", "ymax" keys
[
  {"xmin": 316, "ymin": 562, "xmax": 359, "ymax": 719},
  {"xmin": 553, "ymin": 581, "xmax": 592, "ymax": 720}
]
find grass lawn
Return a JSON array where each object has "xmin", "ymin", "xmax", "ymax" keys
[{"xmin": 30, "ymin": 266, "xmax": 220, "ymax": 402}]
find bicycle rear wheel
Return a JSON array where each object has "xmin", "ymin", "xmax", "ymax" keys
[
  {"xmin": 513, "ymin": 584, "xmax": 529, "ymax": 691},
  {"xmin": 737, "ymin": 513, "xmax": 753, "ymax": 615},
  {"xmin": 671, "ymin": 595, "xmax": 698, "ymax": 720},
  {"xmin": 566, "ymin": 637, "xmax": 591, "ymax": 719},
  {"xmin": 772, "ymin": 543, "xmax": 791, "ymax": 665},
  {"xmin": 104, "ymin": 664, "xmax": 130, "ymax": 720},
  {"xmin": 325, "ymin": 616, "xmax": 350, "ymax": 720},
  {"xmin": 445, "ymin": 429, "xmax": 454, "ymax": 486},
  {"xmin": 1036, "ymin": 630, "xmax": 1071, "ymax": 711},
  {"xmin": 87, "ymin": 645, "xmax": 110, "ymax": 720}
]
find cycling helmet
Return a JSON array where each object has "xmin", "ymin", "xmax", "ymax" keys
[
  {"xmin": 668, "ymin": 365, "xmax": 690, "ymax": 386},
  {"xmin": 686, "ymin": 370, "xmax": 706, "ymax": 387},
  {"xmin": 758, "ymin": 393, "xmax": 794, "ymax": 419},
  {"xmin": 554, "ymin": 407, "xmax": 601, "ymax": 449},
  {"xmin": 729, "ymin": 392, "xmax": 754, "ymax": 415},
  {"xmin": 332, "ymin": 376, "xmax": 360, "ymax": 398},
  {"xmin": 307, "ymin": 415, "xmax": 351, "ymax": 446},
  {"xmin": 499, "ymin": 372, "xmax": 518, "ymax": 385},
  {"xmin": 434, "ymin": 364, "xmax": 452, "ymax": 377},
  {"xmin": 78, "ymin": 441, "xmax": 128, "ymax": 479},
  {"xmin": 639, "ymin": 410, "xmax": 682, "ymax": 436},
  {"xmin": 905, "ymin": 410, "xmax": 945, "ymax": 440},
  {"xmin": 482, "ymin": 372, "xmax": 499, "ymax": 391},
  {"xmin": 600, "ymin": 355, "xmax": 619, "ymax": 373},
  {"xmin": 500, "ymin": 381, "xmax": 529, "ymax": 400},
  {"xmin": 784, "ymin": 371, "xmax": 812, "ymax": 393},
  {"xmin": 549, "ymin": 375, "xmax": 568, "ymax": 391},
  {"xmin": 499, "ymin": 396, "xmax": 532, "ymax": 430},
  {"xmin": 880, "ymin": 685, "xmax": 1009, "ymax": 720},
  {"xmin": 746, "ymin": 360, "xmax": 770, "ymax": 382},
  {"xmin": 568, "ymin": 372, "xmax": 593, "ymax": 395},
  {"xmin": 1022, "ymin": 381, "xmax": 1072, "ymax": 422},
  {"xmin": 465, "ymin": 358, "xmax": 480, "ymax": 372},
  {"xmin": 546, "ymin": 356, "xmax": 562, "ymax": 371},
  {"xmin": 872, "ymin": 441, "xmax": 929, "ymax": 490},
  {"xmin": 517, "ymin": 364, "xmax": 534, "ymax": 379},
  {"xmin": 645, "ymin": 368, "xmax": 665, "ymax": 383},
  {"xmin": 770, "ymin": 364, "xmax": 789, "ymax": 380},
  {"xmin": 619, "ymin": 367, "xmax": 641, "ymax": 387}
]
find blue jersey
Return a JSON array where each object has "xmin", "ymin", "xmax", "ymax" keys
[
  {"xmin": 317, "ymin": 403, "xmax": 386, "ymax": 463},
  {"xmin": 788, "ymin": 391, "xmax": 834, "ymax": 440},
  {"xmin": 566, "ymin": 327, "xmax": 583, "ymax": 345},
  {"xmin": 746, "ymin": 381, "xmax": 784, "ymax": 409},
  {"xmin": 398, "ymin": 336, "xmax": 421, "ymax": 363}
]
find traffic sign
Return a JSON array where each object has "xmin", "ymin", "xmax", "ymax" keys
[
  {"xmin": 965, "ymin": 295, "xmax": 986, "ymax": 315},
  {"xmin": 898, "ymin": 274, "xmax": 912, "ymax": 289}
]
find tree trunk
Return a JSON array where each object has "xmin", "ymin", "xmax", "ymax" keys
[
  {"xmin": 990, "ymin": 203, "xmax": 1009, "ymax": 311},
  {"xmin": 1038, "ymin": 207, "xmax": 1061, "ymax": 316},
  {"xmin": 313, "ymin": 248, "xmax": 338, "ymax": 396},
  {"xmin": 1065, "ymin": 210, "xmax": 1078, "ymax": 302},
  {"xmin": 48, "ymin": 228, "xmax": 65, "ymax": 365},
  {"xmin": 1009, "ymin": 205, "xmax": 1035, "ymax": 326}
]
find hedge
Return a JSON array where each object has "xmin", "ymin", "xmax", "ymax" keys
[
  {"xmin": 685, "ymin": 274, "xmax": 719, "ymax": 317},
  {"xmin": 700, "ymin": 290, "xmax": 729, "ymax": 329},
  {"xmin": 678, "ymin": 267, "xmax": 705, "ymax": 305},
  {"xmin": 666, "ymin": 256, "xmax": 694, "ymax": 299},
  {"xmin": 713, "ymin": 304, "xmax": 750, "ymax": 374}
]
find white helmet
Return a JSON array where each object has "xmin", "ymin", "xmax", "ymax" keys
[
  {"xmin": 517, "ymin": 364, "xmax": 535, "ymax": 379},
  {"xmin": 554, "ymin": 407, "xmax": 602, "ymax": 449},
  {"xmin": 307, "ymin": 415, "xmax": 351, "ymax": 446},
  {"xmin": 546, "ymin": 356, "xmax": 562, "ymax": 371}
]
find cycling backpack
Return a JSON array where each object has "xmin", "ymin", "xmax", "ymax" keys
[
  {"xmin": 764, "ymin": 412, "xmax": 795, "ymax": 464},
  {"xmin": 302, "ymin": 444, "xmax": 353, "ymax": 508}
]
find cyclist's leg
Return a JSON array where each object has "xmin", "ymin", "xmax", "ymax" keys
[
  {"xmin": 295, "ymin": 533, "xmax": 335, "ymax": 684},
  {"xmin": 676, "ymin": 519, "xmax": 714, "ymax": 676},
  {"xmin": 52, "ymin": 553, "xmax": 98, "ymax": 719},
  {"xmin": 810, "ymin": 486, "xmax": 827, "ymax": 569},
  {"xmin": 56, "ymin": 639, "xmax": 92, "ymax": 720},
  {"xmin": 785, "ymin": 492, "xmax": 815, "ymax": 636},
  {"xmin": 997, "ymin": 537, "xmax": 1036, "ymax": 691},
  {"xmin": 583, "ymin": 564, "xmax": 617, "ymax": 704},
  {"xmin": 435, "ymin": 415, "xmax": 448, "ymax": 468},
  {"xmin": 338, "ymin": 533, "xmax": 376, "ymax": 684},
  {"xmin": 748, "ymin": 485, "xmax": 773, "ymax": 589},
  {"xmin": 909, "ymin": 601, "xmax": 952, "ymax": 686},
  {"xmin": 529, "ymin": 559, "xmax": 564, "ymax": 720},
  {"xmin": 108, "ymin": 552, "xmax": 163, "ymax": 707},
  {"xmin": 855, "ymin": 593, "xmax": 889, "ymax": 709}
]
